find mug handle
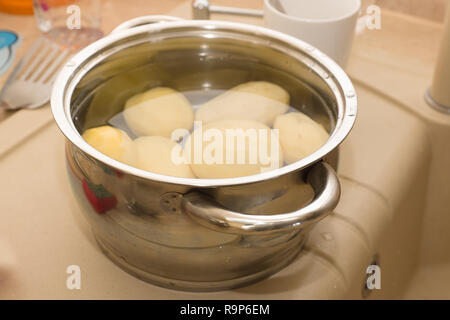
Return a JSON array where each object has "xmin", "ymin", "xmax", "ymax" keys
[
  {"xmin": 111, "ymin": 15, "xmax": 184, "ymax": 34},
  {"xmin": 182, "ymin": 162, "xmax": 340, "ymax": 235}
]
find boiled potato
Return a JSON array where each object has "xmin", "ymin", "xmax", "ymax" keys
[
  {"xmin": 123, "ymin": 136, "xmax": 195, "ymax": 178},
  {"xmin": 195, "ymin": 81, "xmax": 290, "ymax": 126},
  {"xmin": 123, "ymin": 87, "xmax": 194, "ymax": 137},
  {"xmin": 82, "ymin": 125, "xmax": 131, "ymax": 162},
  {"xmin": 186, "ymin": 119, "xmax": 284, "ymax": 179},
  {"xmin": 274, "ymin": 112, "xmax": 329, "ymax": 164}
]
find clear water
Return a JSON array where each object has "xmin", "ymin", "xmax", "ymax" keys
[
  {"xmin": 83, "ymin": 85, "xmax": 333, "ymax": 180},
  {"xmin": 73, "ymin": 56, "xmax": 336, "ymax": 178},
  {"xmin": 106, "ymin": 88, "xmax": 331, "ymax": 141}
]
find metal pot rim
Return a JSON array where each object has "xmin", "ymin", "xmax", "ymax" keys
[{"xmin": 51, "ymin": 19, "xmax": 357, "ymax": 187}]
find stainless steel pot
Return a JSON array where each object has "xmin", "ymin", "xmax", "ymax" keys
[{"xmin": 51, "ymin": 16, "xmax": 357, "ymax": 291}]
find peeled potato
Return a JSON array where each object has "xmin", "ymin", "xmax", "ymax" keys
[
  {"xmin": 82, "ymin": 125, "xmax": 131, "ymax": 162},
  {"xmin": 274, "ymin": 112, "xmax": 329, "ymax": 164},
  {"xmin": 123, "ymin": 87, "xmax": 194, "ymax": 137},
  {"xmin": 195, "ymin": 81, "xmax": 290, "ymax": 126},
  {"xmin": 186, "ymin": 120, "xmax": 284, "ymax": 179},
  {"xmin": 123, "ymin": 136, "xmax": 195, "ymax": 178},
  {"xmin": 83, "ymin": 70, "xmax": 153, "ymax": 130}
]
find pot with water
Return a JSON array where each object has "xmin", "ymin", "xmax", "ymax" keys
[{"xmin": 51, "ymin": 17, "xmax": 357, "ymax": 291}]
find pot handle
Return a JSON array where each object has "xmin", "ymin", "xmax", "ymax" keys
[
  {"xmin": 111, "ymin": 15, "xmax": 184, "ymax": 34},
  {"xmin": 182, "ymin": 162, "xmax": 340, "ymax": 235}
]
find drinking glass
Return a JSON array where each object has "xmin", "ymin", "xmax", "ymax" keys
[{"xmin": 33, "ymin": 0, "xmax": 103, "ymax": 45}]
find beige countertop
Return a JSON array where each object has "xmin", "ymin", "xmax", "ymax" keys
[{"xmin": 0, "ymin": 0, "xmax": 447, "ymax": 299}]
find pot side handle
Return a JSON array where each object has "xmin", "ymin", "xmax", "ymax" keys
[
  {"xmin": 111, "ymin": 15, "xmax": 184, "ymax": 34},
  {"xmin": 182, "ymin": 162, "xmax": 341, "ymax": 235}
]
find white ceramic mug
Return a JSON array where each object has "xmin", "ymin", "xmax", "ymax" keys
[{"xmin": 264, "ymin": 0, "xmax": 361, "ymax": 67}]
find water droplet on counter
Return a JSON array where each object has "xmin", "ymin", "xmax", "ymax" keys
[{"xmin": 321, "ymin": 232, "xmax": 334, "ymax": 241}]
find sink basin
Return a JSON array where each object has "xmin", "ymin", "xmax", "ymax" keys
[{"xmin": 0, "ymin": 1, "xmax": 449, "ymax": 299}]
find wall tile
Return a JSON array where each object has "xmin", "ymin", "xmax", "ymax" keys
[{"xmin": 376, "ymin": 0, "xmax": 448, "ymax": 22}]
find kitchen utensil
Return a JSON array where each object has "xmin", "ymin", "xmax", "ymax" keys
[
  {"xmin": 193, "ymin": 0, "xmax": 361, "ymax": 67},
  {"xmin": 191, "ymin": 0, "xmax": 264, "ymax": 19},
  {"xmin": 0, "ymin": 28, "xmax": 101, "ymax": 110},
  {"xmin": 51, "ymin": 16, "xmax": 357, "ymax": 291},
  {"xmin": 264, "ymin": 0, "xmax": 361, "ymax": 67},
  {"xmin": 33, "ymin": 0, "xmax": 103, "ymax": 41},
  {"xmin": 0, "ymin": 37, "xmax": 69, "ymax": 110}
]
